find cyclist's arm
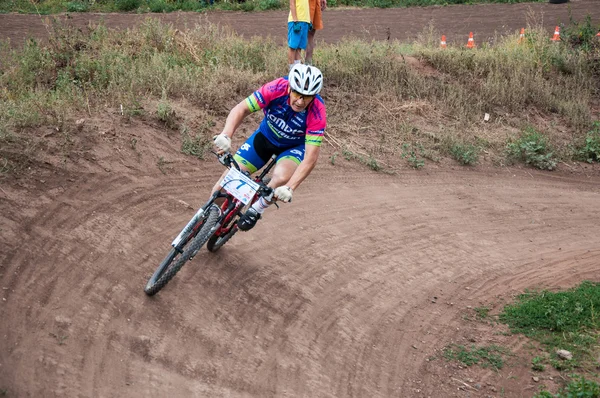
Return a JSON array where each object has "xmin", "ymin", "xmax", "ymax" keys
[
  {"xmin": 285, "ymin": 98, "xmax": 326, "ymax": 190},
  {"xmin": 221, "ymin": 100, "xmax": 253, "ymax": 139},
  {"xmin": 286, "ymin": 144, "xmax": 320, "ymax": 191}
]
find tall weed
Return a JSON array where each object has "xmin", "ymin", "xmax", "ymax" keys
[
  {"xmin": 506, "ymin": 127, "xmax": 556, "ymax": 170},
  {"xmin": 414, "ymin": 26, "xmax": 594, "ymax": 130}
]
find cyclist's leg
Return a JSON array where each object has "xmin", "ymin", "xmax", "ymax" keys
[
  {"xmin": 268, "ymin": 145, "xmax": 305, "ymax": 189},
  {"xmin": 237, "ymin": 137, "xmax": 299, "ymax": 231},
  {"xmin": 239, "ymin": 145, "xmax": 302, "ymax": 229}
]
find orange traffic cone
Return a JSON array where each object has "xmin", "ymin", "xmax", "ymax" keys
[
  {"xmin": 466, "ymin": 32, "xmax": 476, "ymax": 48},
  {"xmin": 551, "ymin": 26, "xmax": 561, "ymax": 41},
  {"xmin": 518, "ymin": 28, "xmax": 525, "ymax": 44},
  {"xmin": 440, "ymin": 35, "xmax": 447, "ymax": 49}
]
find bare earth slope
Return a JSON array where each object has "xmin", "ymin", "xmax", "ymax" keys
[{"xmin": 2, "ymin": 1, "xmax": 600, "ymax": 397}]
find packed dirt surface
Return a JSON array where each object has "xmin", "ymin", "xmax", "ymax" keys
[
  {"xmin": 1, "ymin": 0, "xmax": 600, "ymax": 47},
  {"xmin": 2, "ymin": 2, "xmax": 600, "ymax": 398}
]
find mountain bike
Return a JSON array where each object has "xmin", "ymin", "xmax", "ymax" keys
[{"xmin": 144, "ymin": 152, "xmax": 277, "ymax": 296}]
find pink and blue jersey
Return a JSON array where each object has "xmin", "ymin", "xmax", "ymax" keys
[{"xmin": 245, "ymin": 77, "xmax": 326, "ymax": 148}]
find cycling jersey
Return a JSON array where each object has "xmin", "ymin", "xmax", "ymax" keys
[{"xmin": 245, "ymin": 77, "xmax": 327, "ymax": 148}]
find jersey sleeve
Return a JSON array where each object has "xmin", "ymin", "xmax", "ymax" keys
[
  {"xmin": 305, "ymin": 96, "xmax": 327, "ymax": 147},
  {"xmin": 245, "ymin": 77, "xmax": 289, "ymax": 113}
]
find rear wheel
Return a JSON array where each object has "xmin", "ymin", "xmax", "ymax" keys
[
  {"xmin": 207, "ymin": 225, "xmax": 239, "ymax": 252},
  {"xmin": 144, "ymin": 205, "xmax": 220, "ymax": 296},
  {"xmin": 207, "ymin": 197, "xmax": 243, "ymax": 252}
]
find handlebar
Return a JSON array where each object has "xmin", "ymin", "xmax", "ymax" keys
[
  {"xmin": 213, "ymin": 151, "xmax": 277, "ymax": 203},
  {"xmin": 214, "ymin": 151, "xmax": 240, "ymax": 171}
]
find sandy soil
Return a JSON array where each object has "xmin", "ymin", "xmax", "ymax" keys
[{"xmin": 2, "ymin": 2, "xmax": 600, "ymax": 397}]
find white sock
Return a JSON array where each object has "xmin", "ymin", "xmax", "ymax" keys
[{"xmin": 251, "ymin": 196, "xmax": 270, "ymax": 214}]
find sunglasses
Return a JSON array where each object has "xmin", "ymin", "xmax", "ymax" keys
[{"xmin": 291, "ymin": 89, "xmax": 315, "ymax": 102}]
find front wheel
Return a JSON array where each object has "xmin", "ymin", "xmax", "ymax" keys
[{"xmin": 144, "ymin": 205, "xmax": 220, "ymax": 296}]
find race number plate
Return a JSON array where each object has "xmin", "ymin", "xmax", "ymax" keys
[{"xmin": 220, "ymin": 167, "xmax": 260, "ymax": 205}]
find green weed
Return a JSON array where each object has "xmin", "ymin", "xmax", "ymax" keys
[
  {"xmin": 341, "ymin": 148, "xmax": 382, "ymax": 171},
  {"xmin": 474, "ymin": 306, "xmax": 490, "ymax": 320},
  {"xmin": 531, "ymin": 355, "xmax": 545, "ymax": 371},
  {"xmin": 561, "ymin": 15, "xmax": 600, "ymax": 52},
  {"xmin": 330, "ymin": 152, "xmax": 338, "ymax": 165},
  {"xmin": 577, "ymin": 121, "xmax": 600, "ymax": 163},
  {"xmin": 499, "ymin": 281, "xmax": 600, "ymax": 371},
  {"xmin": 400, "ymin": 143, "xmax": 424, "ymax": 169},
  {"xmin": 66, "ymin": 1, "xmax": 88, "ymax": 12},
  {"xmin": 443, "ymin": 344, "xmax": 507, "ymax": 370},
  {"xmin": 49, "ymin": 332, "xmax": 68, "ymax": 345},
  {"xmin": 181, "ymin": 130, "xmax": 210, "ymax": 159},
  {"xmin": 157, "ymin": 98, "xmax": 176, "ymax": 128},
  {"xmin": 506, "ymin": 127, "xmax": 557, "ymax": 170},
  {"xmin": 450, "ymin": 142, "xmax": 479, "ymax": 165},
  {"xmin": 535, "ymin": 376, "xmax": 600, "ymax": 398},
  {"xmin": 115, "ymin": 0, "xmax": 141, "ymax": 11}
]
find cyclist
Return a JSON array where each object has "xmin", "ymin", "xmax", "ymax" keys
[{"xmin": 212, "ymin": 63, "xmax": 326, "ymax": 231}]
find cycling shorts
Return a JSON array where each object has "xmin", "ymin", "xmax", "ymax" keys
[{"xmin": 234, "ymin": 130, "xmax": 305, "ymax": 174}]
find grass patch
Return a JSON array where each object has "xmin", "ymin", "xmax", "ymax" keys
[
  {"xmin": 500, "ymin": 281, "xmax": 600, "ymax": 373},
  {"xmin": 576, "ymin": 121, "xmax": 600, "ymax": 164},
  {"xmin": 535, "ymin": 376, "xmax": 600, "ymax": 398},
  {"xmin": 506, "ymin": 126, "xmax": 557, "ymax": 170},
  {"xmin": 400, "ymin": 142, "xmax": 425, "ymax": 169},
  {"xmin": 181, "ymin": 128, "xmax": 211, "ymax": 159},
  {"xmin": 474, "ymin": 306, "xmax": 490, "ymax": 320},
  {"xmin": 450, "ymin": 142, "xmax": 479, "ymax": 166},
  {"xmin": 532, "ymin": 355, "xmax": 546, "ymax": 372},
  {"xmin": 443, "ymin": 344, "xmax": 507, "ymax": 370},
  {"xmin": 157, "ymin": 97, "xmax": 176, "ymax": 128},
  {"xmin": 342, "ymin": 148, "xmax": 382, "ymax": 171},
  {"xmin": 0, "ymin": 16, "xmax": 597, "ymax": 174}
]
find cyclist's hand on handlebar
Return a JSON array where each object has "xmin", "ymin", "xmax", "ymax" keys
[
  {"xmin": 213, "ymin": 133, "xmax": 231, "ymax": 153},
  {"xmin": 274, "ymin": 186, "xmax": 293, "ymax": 203}
]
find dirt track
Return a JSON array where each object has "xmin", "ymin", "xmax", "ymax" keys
[
  {"xmin": 2, "ymin": 1, "xmax": 600, "ymax": 397},
  {"xmin": 1, "ymin": 0, "xmax": 600, "ymax": 47}
]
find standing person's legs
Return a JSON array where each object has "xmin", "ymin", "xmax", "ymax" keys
[
  {"xmin": 288, "ymin": 22, "xmax": 301, "ymax": 68},
  {"xmin": 306, "ymin": 0, "xmax": 323, "ymax": 64},
  {"xmin": 306, "ymin": 29, "xmax": 316, "ymax": 65},
  {"xmin": 288, "ymin": 22, "xmax": 309, "ymax": 68}
]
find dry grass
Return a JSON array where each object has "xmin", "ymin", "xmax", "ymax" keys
[{"xmin": 0, "ymin": 17, "xmax": 598, "ymax": 175}]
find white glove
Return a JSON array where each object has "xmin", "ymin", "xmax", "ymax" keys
[
  {"xmin": 213, "ymin": 133, "xmax": 231, "ymax": 153},
  {"xmin": 274, "ymin": 186, "xmax": 293, "ymax": 203}
]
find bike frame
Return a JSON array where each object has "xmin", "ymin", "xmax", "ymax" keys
[
  {"xmin": 144, "ymin": 152, "xmax": 280, "ymax": 295},
  {"xmin": 205, "ymin": 152, "xmax": 278, "ymax": 239}
]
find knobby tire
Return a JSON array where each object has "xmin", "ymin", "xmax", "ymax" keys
[
  {"xmin": 144, "ymin": 205, "xmax": 220, "ymax": 296},
  {"xmin": 206, "ymin": 225, "xmax": 239, "ymax": 252}
]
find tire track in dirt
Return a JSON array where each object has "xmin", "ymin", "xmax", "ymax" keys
[{"xmin": 2, "ymin": 153, "xmax": 600, "ymax": 396}]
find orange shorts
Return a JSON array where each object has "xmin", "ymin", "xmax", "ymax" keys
[{"xmin": 309, "ymin": 0, "xmax": 323, "ymax": 30}]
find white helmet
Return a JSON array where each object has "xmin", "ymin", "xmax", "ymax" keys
[{"xmin": 289, "ymin": 64, "xmax": 323, "ymax": 96}]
